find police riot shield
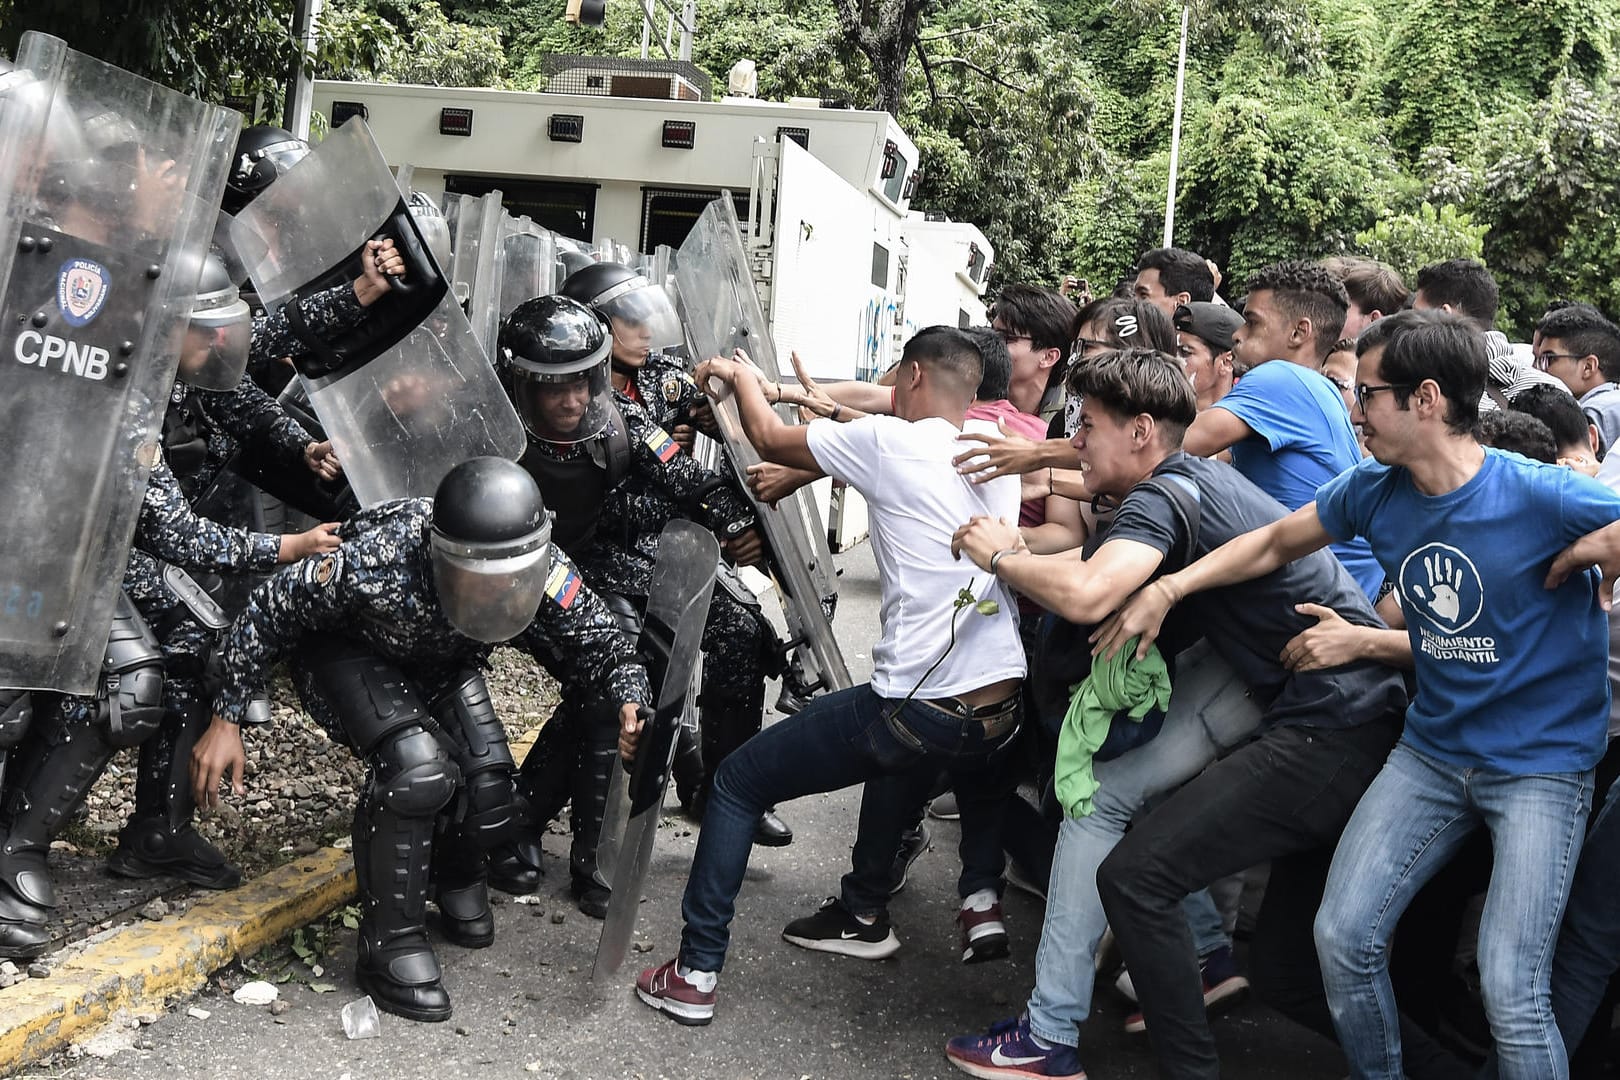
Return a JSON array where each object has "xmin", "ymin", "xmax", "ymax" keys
[
  {"xmin": 593, "ymin": 520, "xmax": 718, "ymax": 982},
  {"xmin": 230, "ymin": 121, "xmax": 524, "ymax": 507},
  {"xmin": 456, "ymin": 191, "xmax": 505, "ymax": 352},
  {"xmin": 0, "ymin": 33, "xmax": 238, "ymax": 694},
  {"xmin": 495, "ymin": 217, "xmax": 556, "ymax": 328},
  {"xmin": 673, "ymin": 197, "xmax": 851, "ymax": 696}
]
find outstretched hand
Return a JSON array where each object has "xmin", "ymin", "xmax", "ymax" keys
[
  {"xmin": 954, "ymin": 421, "xmax": 1044, "ymax": 483},
  {"xmin": 191, "ymin": 716, "xmax": 246, "ymax": 810}
]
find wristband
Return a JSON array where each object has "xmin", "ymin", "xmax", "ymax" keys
[
  {"xmin": 988, "ymin": 548, "xmax": 1018, "ymax": 576},
  {"xmin": 830, "ymin": 404, "xmax": 844, "ymax": 421}
]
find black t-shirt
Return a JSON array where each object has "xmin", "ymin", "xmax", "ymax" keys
[{"xmin": 1104, "ymin": 452, "xmax": 1408, "ymax": 729}]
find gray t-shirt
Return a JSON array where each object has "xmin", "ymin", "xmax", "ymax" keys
[{"xmin": 1102, "ymin": 452, "xmax": 1408, "ymax": 729}]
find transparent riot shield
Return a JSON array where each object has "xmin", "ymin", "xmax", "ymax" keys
[
  {"xmin": 674, "ymin": 197, "xmax": 851, "ymax": 695},
  {"xmin": 230, "ymin": 121, "xmax": 524, "ymax": 507},
  {"xmin": 458, "ymin": 191, "xmax": 505, "ymax": 353},
  {"xmin": 0, "ymin": 32, "xmax": 239, "ymax": 693},
  {"xmin": 495, "ymin": 217, "xmax": 556, "ymax": 327}
]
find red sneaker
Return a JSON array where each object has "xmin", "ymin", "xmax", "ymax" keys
[
  {"xmin": 958, "ymin": 899, "xmax": 1010, "ymax": 964},
  {"xmin": 636, "ymin": 958, "xmax": 717, "ymax": 1026}
]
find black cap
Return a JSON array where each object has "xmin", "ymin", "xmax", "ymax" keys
[{"xmin": 1173, "ymin": 302, "xmax": 1244, "ymax": 355}]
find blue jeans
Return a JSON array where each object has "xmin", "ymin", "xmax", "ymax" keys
[
  {"xmin": 1027, "ymin": 641, "xmax": 1263, "ymax": 1047},
  {"xmin": 677, "ymin": 682, "xmax": 1018, "ymax": 974},
  {"xmin": 1314, "ymin": 742, "xmax": 1594, "ymax": 1080},
  {"xmin": 1551, "ymin": 772, "xmax": 1620, "ymax": 1057}
]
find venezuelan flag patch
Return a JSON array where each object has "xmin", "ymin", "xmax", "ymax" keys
[
  {"xmin": 644, "ymin": 425, "xmax": 680, "ymax": 463},
  {"xmin": 544, "ymin": 561, "xmax": 582, "ymax": 609}
]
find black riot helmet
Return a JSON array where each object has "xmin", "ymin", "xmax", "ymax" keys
[
  {"xmin": 430, "ymin": 456, "xmax": 554, "ymax": 642},
  {"xmin": 499, "ymin": 294, "xmax": 615, "ymax": 445},
  {"xmin": 560, "ymin": 261, "xmax": 684, "ymax": 368},
  {"xmin": 224, "ymin": 126, "xmax": 310, "ymax": 215},
  {"xmin": 177, "ymin": 247, "xmax": 252, "ymax": 390}
]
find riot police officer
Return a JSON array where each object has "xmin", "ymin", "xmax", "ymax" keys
[
  {"xmin": 491, "ymin": 295, "xmax": 788, "ymax": 919},
  {"xmin": 190, "ymin": 457, "xmax": 649, "ymax": 1021},
  {"xmin": 560, "ymin": 267, "xmax": 796, "ymax": 836}
]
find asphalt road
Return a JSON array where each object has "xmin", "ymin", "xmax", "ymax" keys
[{"xmin": 41, "ymin": 542, "xmax": 1349, "ymax": 1080}]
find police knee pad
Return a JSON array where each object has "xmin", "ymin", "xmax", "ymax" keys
[
  {"xmin": 458, "ymin": 767, "xmax": 523, "ymax": 849},
  {"xmin": 0, "ymin": 690, "xmax": 32, "ymax": 750},
  {"xmin": 102, "ymin": 594, "xmax": 166, "ymax": 748},
  {"xmin": 372, "ymin": 727, "xmax": 460, "ymax": 818}
]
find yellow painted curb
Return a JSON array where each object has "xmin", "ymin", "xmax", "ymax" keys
[{"xmin": 0, "ymin": 847, "xmax": 356, "ymax": 1074}]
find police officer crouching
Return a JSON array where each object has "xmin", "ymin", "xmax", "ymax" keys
[{"xmin": 190, "ymin": 458, "xmax": 650, "ymax": 1021}]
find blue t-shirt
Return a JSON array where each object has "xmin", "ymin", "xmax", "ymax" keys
[
  {"xmin": 1317, "ymin": 450, "xmax": 1620, "ymax": 774},
  {"xmin": 1215, "ymin": 361, "xmax": 1384, "ymax": 598}
]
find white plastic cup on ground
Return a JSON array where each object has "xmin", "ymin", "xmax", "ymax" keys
[{"xmin": 341, "ymin": 995, "xmax": 381, "ymax": 1040}]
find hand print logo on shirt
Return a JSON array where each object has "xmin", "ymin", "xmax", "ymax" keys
[{"xmin": 1398, "ymin": 543, "xmax": 1484, "ymax": 635}]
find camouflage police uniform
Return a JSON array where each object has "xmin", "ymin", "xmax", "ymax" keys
[
  {"xmin": 117, "ymin": 283, "xmax": 369, "ymax": 874},
  {"xmin": 211, "ymin": 497, "xmax": 647, "ymax": 991},
  {"xmin": 605, "ymin": 355, "xmax": 787, "ymax": 805},
  {"xmin": 515, "ymin": 390, "xmax": 771, "ymax": 897}
]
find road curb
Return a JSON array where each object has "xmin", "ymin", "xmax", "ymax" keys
[{"xmin": 0, "ymin": 847, "xmax": 356, "ymax": 1073}]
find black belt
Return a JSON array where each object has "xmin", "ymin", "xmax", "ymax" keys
[{"xmin": 917, "ymin": 689, "xmax": 1020, "ymax": 738}]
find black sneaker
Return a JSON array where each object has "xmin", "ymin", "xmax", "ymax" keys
[
  {"xmin": 781, "ymin": 897, "xmax": 900, "ymax": 960},
  {"xmin": 889, "ymin": 823, "xmax": 931, "ymax": 896}
]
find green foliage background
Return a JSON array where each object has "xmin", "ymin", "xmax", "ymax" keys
[{"xmin": 8, "ymin": 0, "xmax": 1620, "ymax": 333}]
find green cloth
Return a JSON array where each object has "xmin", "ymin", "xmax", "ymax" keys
[{"xmin": 1053, "ymin": 637, "xmax": 1171, "ymax": 819}]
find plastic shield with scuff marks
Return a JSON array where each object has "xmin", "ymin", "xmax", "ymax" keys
[
  {"xmin": 0, "ymin": 32, "xmax": 239, "ymax": 693},
  {"xmin": 673, "ymin": 196, "xmax": 851, "ymax": 695},
  {"xmin": 457, "ymin": 191, "xmax": 505, "ymax": 352},
  {"xmin": 229, "ymin": 122, "xmax": 523, "ymax": 507},
  {"xmin": 495, "ymin": 218, "xmax": 557, "ymax": 329},
  {"xmin": 594, "ymin": 520, "xmax": 717, "ymax": 981}
]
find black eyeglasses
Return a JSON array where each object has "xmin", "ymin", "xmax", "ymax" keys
[
  {"xmin": 1069, "ymin": 337, "xmax": 1111, "ymax": 364},
  {"xmin": 1534, "ymin": 351, "xmax": 1582, "ymax": 371},
  {"xmin": 1353, "ymin": 383, "xmax": 1414, "ymax": 411},
  {"xmin": 995, "ymin": 328, "xmax": 1033, "ymax": 345}
]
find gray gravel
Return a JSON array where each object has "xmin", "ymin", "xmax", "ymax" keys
[{"xmin": 64, "ymin": 649, "xmax": 561, "ymax": 877}]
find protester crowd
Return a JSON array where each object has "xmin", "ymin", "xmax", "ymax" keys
[{"xmin": 3, "ymin": 36, "xmax": 1618, "ymax": 1079}]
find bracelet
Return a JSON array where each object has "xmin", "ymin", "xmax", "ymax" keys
[
  {"xmin": 1047, "ymin": 467, "xmax": 1054, "ymax": 496},
  {"xmin": 771, "ymin": 384, "xmax": 781, "ymax": 404},
  {"xmin": 988, "ymin": 548, "xmax": 1018, "ymax": 576},
  {"xmin": 830, "ymin": 404, "xmax": 844, "ymax": 421}
]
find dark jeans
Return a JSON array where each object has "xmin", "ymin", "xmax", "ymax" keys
[
  {"xmin": 1096, "ymin": 715, "xmax": 1405, "ymax": 1080},
  {"xmin": 677, "ymin": 683, "xmax": 1018, "ymax": 974}
]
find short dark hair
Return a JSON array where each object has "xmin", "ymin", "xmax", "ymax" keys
[
  {"xmin": 1068, "ymin": 298, "xmax": 1177, "ymax": 395},
  {"xmin": 1070, "ymin": 347, "xmax": 1198, "ymax": 443},
  {"xmin": 1534, "ymin": 303, "xmax": 1620, "ymax": 381},
  {"xmin": 1244, "ymin": 260, "xmax": 1349, "ymax": 358},
  {"xmin": 903, "ymin": 325, "xmax": 982, "ymax": 396},
  {"xmin": 1510, "ymin": 383, "xmax": 1592, "ymax": 451},
  {"xmin": 965, "ymin": 326, "xmax": 1012, "ymax": 401},
  {"xmin": 989, "ymin": 284, "xmax": 1078, "ymax": 354},
  {"xmin": 1321, "ymin": 256, "xmax": 1408, "ymax": 320},
  {"xmin": 1475, "ymin": 410, "xmax": 1557, "ymax": 463},
  {"xmin": 1136, "ymin": 247, "xmax": 1215, "ymax": 303},
  {"xmin": 1356, "ymin": 309, "xmax": 1486, "ymax": 435},
  {"xmin": 1414, "ymin": 259, "xmax": 1499, "ymax": 329}
]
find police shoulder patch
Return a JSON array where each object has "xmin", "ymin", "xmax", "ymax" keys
[
  {"xmin": 304, "ymin": 551, "xmax": 342, "ymax": 588},
  {"xmin": 544, "ymin": 560, "xmax": 582, "ymax": 609},
  {"xmin": 644, "ymin": 425, "xmax": 680, "ymax": 463},
  {"xmin": 662, "ymin": 375, "xmax": 686, "ymax": 403}
]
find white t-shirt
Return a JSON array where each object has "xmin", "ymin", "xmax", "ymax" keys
[{"xmin": 806, "ymin": 414, "xmax": 1026, "ymax": 699}]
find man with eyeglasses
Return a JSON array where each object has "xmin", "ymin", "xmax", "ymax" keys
[
  {"xmin": 1531, "ymin": 303, "xmax": 1620, "ymax": 459},
  {"xmin": 988, "ymin": 284, "xmax": 1079, "ymax": 421},
  {"xmin": 1098, "ymin": 308, "xmax": 1620, "ymax": 1079}
]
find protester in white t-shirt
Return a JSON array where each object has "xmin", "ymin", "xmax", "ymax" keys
[{"xmin": 631, "ymin": 327, "xmax": 1026, "ymax": 1027}]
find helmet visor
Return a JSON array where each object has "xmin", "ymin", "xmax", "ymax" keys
[
  {"xmin": 431, "ymin": 546, "xmax": 551, "ymax": 642},
  {"xmin": 598, "ymin": 282, "xmax": 684, "ymax": 355},
  {"xmin": 179, "ymin": 295, "xmax": 252, "ymax": 389},
  {"xmin": 513, "ymin": 355, "xmax": 614, "ymax": 445}
]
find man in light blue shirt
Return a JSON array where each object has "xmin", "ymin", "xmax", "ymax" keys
[{"xmin": 1180, "ymin": 260, "xmax": 1383, "ymax": 597}]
